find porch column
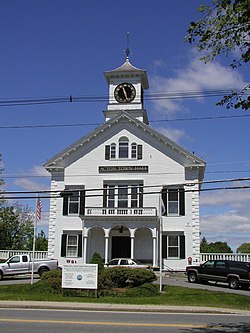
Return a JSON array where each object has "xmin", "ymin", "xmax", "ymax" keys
[
  {"xmin": 105, "ymin": 236, "xmax": 109, "ymax": 264},
  {"xmin": 152, "ymin": 236, "xmax": 157, "ymax": 267},
  {"xmin": 130, "ymin": 236, "xmax": 135, "ymax": 259},
  {"xmin": 83, "ymin": 236, "xmax": 87, "ymax": 263}
]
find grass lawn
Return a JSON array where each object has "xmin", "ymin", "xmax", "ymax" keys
[{"xmin": 0, "ymin": 283, "xmax": 249, "ymax": 311}]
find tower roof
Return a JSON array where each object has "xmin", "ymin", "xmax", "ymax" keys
[{"xmin": 104, "ymin": 58, "xmax": 149, "ymax": 89}]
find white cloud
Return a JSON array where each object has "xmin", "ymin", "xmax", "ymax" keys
[
  {"xmin": 200, "ymin": 187, "xmax": 250, "ymax": 209},
  {"xmin": 150, "ymin": 57, "xmax": 246, "ymax": 115},
  {"xmin": 154, "ymin": 126, "xmax": 186, "ymax": 143},
  {"xmin": 13, "ymin": 165, "xmax": 50, "ymax": 191},
  {"xmin": 200, "ymin": 209, "xmax": 250, "ymax": 251}
]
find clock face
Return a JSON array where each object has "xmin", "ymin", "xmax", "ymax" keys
[{"xmin": 114, "ymin": 83, "xmax": 136, "ymax": 103}]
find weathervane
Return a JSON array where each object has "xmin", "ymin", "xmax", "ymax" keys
[{"xmin": 125, "ymin": 31, "xmax": 131, "ymax": 60}]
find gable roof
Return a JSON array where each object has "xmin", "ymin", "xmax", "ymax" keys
[{"xmin": 44, "ymin": 111, "xmax": 205, "ymax": 179}]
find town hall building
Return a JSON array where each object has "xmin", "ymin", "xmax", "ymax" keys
[{"xmin": 44, "ymin": 54, "xmax": 206, "ymax": 271}]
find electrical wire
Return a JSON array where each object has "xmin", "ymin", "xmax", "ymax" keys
[{"xmin": 0, "ymin": 88, "xmax": 248, "ymax": 107}]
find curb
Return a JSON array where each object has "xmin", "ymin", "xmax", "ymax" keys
[{"xmin": 0, "ymin": 300, "xmax": 250, "ymax": 315}]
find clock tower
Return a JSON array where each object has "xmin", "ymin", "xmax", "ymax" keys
[{"xmin": 103, "ymin": 55, "xmax": 149, "ymax": 124}]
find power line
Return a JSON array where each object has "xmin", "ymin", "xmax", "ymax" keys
[
  {"xmin": 0, "ymin": 114, "xmax": 249, "ymax": 130},
  {"xmin": 0, "ymin": 89, "xmax": 248, "ymax": 107}
]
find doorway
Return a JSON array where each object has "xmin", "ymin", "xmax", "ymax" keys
[{"xmin": 111, "ymin": 236, "xmax": 131, "ymax": 258}]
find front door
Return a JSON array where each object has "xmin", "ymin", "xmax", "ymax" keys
[{"xmin": 112, "ymin": 236, "xmax": 131, "ymax": 258}]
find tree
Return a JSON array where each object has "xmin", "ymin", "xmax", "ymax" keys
[
  {"xmin": 236, "ymin": 243, "xmax": 250, "ymax": 253},
  {"xmin": 200, "ymin": 237, "xmax": 233, "ymax": 253},
  {"xmin": 186, "ymin": 0, "xmax": 250, "ymax": 110},
  {"xmin": 35, "ymin": 230, "xmax": 48, "ymax": 251},
  {"xmin": 0, "ymin": 203, "xmax": 34, "ymax": 250}
]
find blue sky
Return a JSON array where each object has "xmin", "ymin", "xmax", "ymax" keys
[{"xmin": 0, "ymin": 0, "xmax": 249, "ymax": 251}]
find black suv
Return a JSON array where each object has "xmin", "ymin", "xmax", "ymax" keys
[{"xmin": 186, "ymin": 260, "xmax": 250, "ymax": 290}]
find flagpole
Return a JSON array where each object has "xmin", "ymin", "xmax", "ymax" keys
[
  {"xmin": 159, "ymin": 191, "xmax": 163, "ymax": 292},
  {"xmin": 31, "ymin": 194, "xmax": 38, "ymax": 284}
]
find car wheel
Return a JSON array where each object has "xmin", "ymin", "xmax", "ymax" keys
[
  {"xmin": 0, "ymin": 271, "xmax": 3, "ymax": 281},
  {"xmin": 38, "ymin": 268, "xmax": 49, "ymax": 277},
  {"xmin": 228, "ymin": 277, "xmax": 239, "ymax": 289},
  {"xmin": 188, "ymin": 272, "xmax": 198, "ymax": 283}
]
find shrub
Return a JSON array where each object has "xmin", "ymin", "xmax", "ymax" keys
[
  {"xmin": 41, "ymin": 269, "xmax": 62, "ymax": 290},
  {"xmin": 90, "ymin": 252, "xmax": 104, "ymax": 272},
  {"xmin": 98, "ymin": 267, "xmax": 156, "ymax": 290},
  {"xmin": 125, "ymin": 283, "xmax": 159, "ymax": 297}
]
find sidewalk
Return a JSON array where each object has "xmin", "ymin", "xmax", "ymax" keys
[{"xmin": 0, "ymin": 300, "xmax": 250, "ymax": 315}]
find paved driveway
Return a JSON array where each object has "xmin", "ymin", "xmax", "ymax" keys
[{"xmin": 160, "ymin": 272, "xmax": 250, "ymax": 296}]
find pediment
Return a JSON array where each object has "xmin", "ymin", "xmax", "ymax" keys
[{"xmin": 44, "ymin": 111, "xmax": 205, "ymax": 179}]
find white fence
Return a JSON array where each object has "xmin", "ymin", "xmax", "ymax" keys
[
  {"xmin": 0, "ymin": 250, "xmax": 48, "ymax": 260},
  {"xmin": 200, "ymin": 253, "xmax": 250, "ymax": 263}
]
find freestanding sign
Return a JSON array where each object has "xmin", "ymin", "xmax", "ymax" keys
[{"xmin": 62, "ymin": 264, "xmax": 98, "ymax": 289}]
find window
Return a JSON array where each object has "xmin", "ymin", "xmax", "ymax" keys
[
  {"xmin": 162, "ymin": 187, "xmax": 185, "ymax": 216},
  {"xmin": 105, "ymin": 139, "xmax": 142, "ymax": 160},
  {"xmin": 110, "ymin": 143, "xmax": 116, "ymax": 159},
  {"xmin": 118, "ymin": 185, "xmax": 128, "ymax": 208},
  {"xmin": 62, "ymin": 186, "xmax": 85, "ymax": 216},
  {"xmin": 103, "ymin": 183, "xmax": 143, "ymax": 208},
  {"xmin": 61, "ymin": 234, "xmax": 82, "ymax": 257},
  {"xmin": 119, "ymin": 137, "xmax": 129, "ymax": 158},
  {"xmin": 131, "ymin": 143, "xmax": 137, "ymax": 158},
  {"xmin": 162, "ymin": 234, "xmax": 185, "ymax": 259}
]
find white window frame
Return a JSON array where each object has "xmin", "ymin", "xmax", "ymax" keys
[
  {"xmin": 68, "ymin": 190, "xmax": 80, "ymax": 215},
  {"xmin": 104, "ymin": 183, "xmax": 143, "ymax": 208},
  {"xmin": 66, "ymin": 235, "xmax": 78, "ymax": 257}
]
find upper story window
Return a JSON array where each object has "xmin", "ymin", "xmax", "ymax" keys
[
  {"xmin": 105, "ymin": 137, "xmax": 142, "ymax": 160},
  {"xmin": 119, "ymin": 137, "xmax": 129, "ymax": 158},
  {"xmin": 62, "ymin": 186, "xmax": 85, "ymax": 216},
  {"xmin": 103, "ymin": 183, "xmax": 143, "ymax": 208},
  {"xmin": 161, "ymin": 187, "xmax": 185, "ymax": 216}
]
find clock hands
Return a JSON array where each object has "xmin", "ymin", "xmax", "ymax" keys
[{"xmin": 122, "ymin": 87, "xmax": 129, "ymax": 102}]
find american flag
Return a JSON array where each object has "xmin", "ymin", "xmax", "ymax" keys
[{"xmin": 36, "ymin": 197, "xmax": 42, "ymax": 220}]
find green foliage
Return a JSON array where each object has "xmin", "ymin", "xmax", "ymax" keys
[
  {"xmin": 236, "ymin": 243, "xmax": 250, "ymax": 253},
  {"xmin": 0, "ymin": 204, "xmax": 33, "ymax": 250},
  {"xmin": 200, "ymin": 237, "xmax": 233, "ymax": 253},
  {"xmin": 186, "ymin": 0, "xmax": 250, "ymax": 110},
  {"xmin": 28, "ymin": 269, "xmax": 62, "ymax": 294},
  {"xmin": 98, "ymin": 267, "xmax": 156, "ymax": 290},
  {"xmin": 35, "ymin": 230, "xmax": 48, "ymax": 251},
  {"xmin": 90, "ymin": 252, "xmax": 104, "ymax": 272},
  {"xmin": 125, "ymin": 283, "xmax": 159, "ymax": 297}
]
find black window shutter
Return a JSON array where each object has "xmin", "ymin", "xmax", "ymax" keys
[
  {"xmin": 103, "ymin": 185, "xmax": 107, "ymax": 207},
  {"xmin": 162, "ymin": 235, "xmax": 167, "ymax": 258},
  {"xmin": 79, "ymin": 190, "xmax": 85, "ymax": 215},
  {"xmin": 105, "ymin": 145, "xmax": 110, "ymax": 160},
  {"xmin": 137, "ymin": 145, "xmax": 142, "ymax": 159},
  {"xmin": 179, "ymin": 189, "xmax": 185, "ymax": 216},
  {"xmin": 162, "ymin": 188, "xmax": 167, "ymax": 216},
  {"xmin": 63, "ymin": 196, "xmax": 69, "ymax": 216},
  {"xmin": 78, "ymin": 234, "xmax": 82, "ymax": 257},
  {"xmin": 61, "ymin": 234, "xmax": 67, "ymax": 257},
  {"xmin": 139, "ymin": 186, "xmax": 143, "ymax": 207},
  {"xmin": 180, "ymin": 235, "xmax": 185, "ymax": 259}
]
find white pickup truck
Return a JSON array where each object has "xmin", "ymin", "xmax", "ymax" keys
[{"xmin": 0, "ymin": 254, "xmax": 58, "ymax": 280}]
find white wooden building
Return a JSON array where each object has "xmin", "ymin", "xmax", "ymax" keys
[{"xmin": 44, "ymin": 56, "xmax": 206, "ymax": 271}]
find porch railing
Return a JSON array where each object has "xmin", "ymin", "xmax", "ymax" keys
[{"xmin": 85, "ymin": 207, "xmax": 157, "ymax": 216}]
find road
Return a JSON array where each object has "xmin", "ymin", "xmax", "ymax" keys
[{"xmin": 0, "ymin": 307, "xmax": 250, "ymax": 333}]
